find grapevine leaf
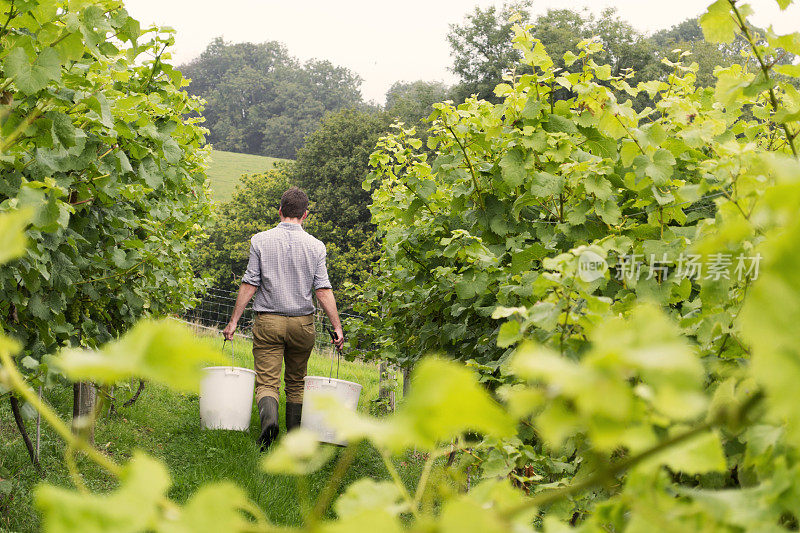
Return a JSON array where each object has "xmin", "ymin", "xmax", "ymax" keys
[
  {"xmin": 620, "ymin": 140, "xmax": 640, "ymax": 167},
  {"xmin": 496, "ymin": 320, "xmax": 521, "ymax": 348},
  {"xmin": 578, "ymin": 126, "xmax": 617, "ymax": 159},
  {"xmin": 700, "ymin": 0, "xmax": 738, "ymax": 43},
  {"xmin": 529, "ymin": 172, "xmax": 563, "ymax": 197},
  {"xmin": 3, "ymin": 47, "xmax": 62, "ymax": 95},
  {"xmin": 633, "ymin": 149, "xmax": 675, "ymax": 186},
  {"xmin": 0, "ymin": 209, "xmax": 31, "ymax": 265},
  {"xmin": 56, "ymin": 319, "xmax": 226, "ymax": 392},
  {"xmin": 741, "ymin": 213, "xmax": 800, "ymax": 444},
  {"xmin": 261, "ymin": 428, "xmax": 334, "ymax": 475},
  {"xmin": 334, "ymin": 479, "xmax": 404, "ymax": 518},
  {"xmin": 160, "ymin": 482, "xmax": 254, "ymax": 533},
  {"xmin": 646, "ymin": 430, "xmax": 727, "ymax": 474},
  {"xmin": 595, "ymin": 198, "xmax": 621, "ymax": 224},
  {"xmin": 35, "ymin": 452, "xmax": 169, "ymax": 533},
  {"xmin": 320, "ymin": 509, "xmax": 403, "ymax": 533},
  {"xmin": 439, "ymin": 497, "xmax": 507, "ymax": 533},
  {"xmin": 321, "ymin": 358, "xmax": 515, "ymax": 450},
  {"xmin": 544, "ymin": 114, "xmax": 577, "ymax": 134},
  {"xmin": 499, "ymin": 148, "xmax": 526, "ymax": 188}
]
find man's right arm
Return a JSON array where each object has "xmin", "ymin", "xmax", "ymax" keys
[
  {"xmin": 223, "ymin": 283, "xmax": 258, "ymax": 340},
  {"xmin": 224, "ymin": 239, "xmax": 261, "ymax": 340},
  {"xmin": 315, "ymin": 288, "xmax": 344, "ymax": 350}
]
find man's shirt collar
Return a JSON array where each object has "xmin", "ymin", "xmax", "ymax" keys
[{"xmin": 278, "ymin": 221, "xmax": 303, "ymax": 231}]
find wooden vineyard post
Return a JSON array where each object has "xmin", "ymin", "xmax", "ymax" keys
[
  {"xmin": 402, "ymin": 365, "xmax": 412, "ymax": 399},
  {"xmin": 72, "ymin": 382, "xmax": 96, "ymax": 445}
]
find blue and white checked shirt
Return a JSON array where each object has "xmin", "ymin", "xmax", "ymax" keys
[{"xmin": 242, "ymin": 222, "xmax": 332, "ymax": 316}]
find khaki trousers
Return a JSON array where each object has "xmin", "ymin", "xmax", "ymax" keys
[{"xmin": 252, "ymin": 313, "xmax": 316, "ymax": 403}]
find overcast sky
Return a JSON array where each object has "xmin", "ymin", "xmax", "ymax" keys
[{"xmin": 124, "ymin": 0, "xmax": 800, "ymax": 104}]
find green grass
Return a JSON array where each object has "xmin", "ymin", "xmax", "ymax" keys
[
  {"xmin": 0, "ymin": 335, "xmax": 414, "ymax": 532},
  {"xmin": 206, "ymin": 150, "xmax": 289, "ymax": 202}
]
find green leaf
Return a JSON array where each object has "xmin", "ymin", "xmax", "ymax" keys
[
  {"xmin": 261, "ymin": 428, "xmax": 334, "ymax": 475},
  {"xmin": 27, "ymin": 294, "xmax": 50, "ymax": 320},
  {"xmin": 529, "ymin": 172, "xmax": 563, "ymax": 197},
  {"xmin": 496, "ymin": 320, "xmax": 521, "ymax": 348},
  {"xmin": 583, "ymin": 174, "xmax": 614, "ymax": 201},
  {"xmin": 594, "ymin": 64, "xmax": 612, "ymax": 81},
  {"xmin": 595, "ymin": 198, "xmax": 621, "ymax": 224},
  {"xmin": 578, "ymin": 126, "xmax": 616, "ymax": 159},
  {"xmin": 54, "ymin": 31, "xmax": 85, "ymax": 62},
  {"xmin": 160, "ymin": 482, "xmax": 254, "ymax": 533},
  {"xmin": 138, "ymin": 158, "xmax": 162, "ymax": 188},
  {"xmin": 521, "ymin": 98, "xmax": 542, "ymax": 120},
  {"xmin": 3, "ymin": 47, "xmax": 62, "ymax": 95},
  {"xmin": 700, "ymin": 0, "xmax": 738, "ymax": 43},
  {"xmin": 563, "ymin": 50, "xmax": 579, "ymax": 67},
  {"xmin": 741, "ymin": 212, "xmax": 800, "ymax": 444},
  {"xmin": 499, "ymin": 148, "xmax": 526, "ymax": 188},
  {"xmin": 543, "ymin": 114, "xmax": 577, "ymax": 134},
  {"xmin": 162, "ymin": 138, "xmax": 182, "ymax": 165},
  {"xmin": 49, "ymin": 111, "xmax": 78, "ymax": 148},
  {"xmin": 633, "ymin": 149, "xmax": 675, "ymax": 186},
  {"xmin": 401, "ymin": 358, "xmax": 515, "ymax": 446},
  {"xmin": 439, "ymin": 496, "xmax": 507, "ymax": 533},
  {"xmin": 320, "ymin": 509, "xmax": 403, "ymax": 533},
  {"xmin": 620, "ymin": 140, "xmax": 640, "ymax": 167},
  {"xmin": 56, "ymin": 319, "xmax": 226, "ymax": 392},
  {"xmin": 775, "ymin": 64, "xmax": 800, "ymax": 78},
  {"xmin": 647, "ymin": 430, "xmax": 727, "ymax": 474},
  {"xmin": 0, "ymin": 209, "xmax": 31, "ymax": 265},
  {"xmin": 334, "ymin": 479, "xmax": 405, "ymax": 518},
  {"xmin": 321, "ymin": 358, "xmax": 516, "ymax": 451},
  {"xmin": 35, "ymin": 452, "xmax": 169, "ymax": 533},
  {"xmin": 775, "ymin": 0, "xmax": 792, "ymax": 9}
]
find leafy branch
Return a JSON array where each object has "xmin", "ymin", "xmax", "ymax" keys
[
  {"xmin": 445, "ymin": 124, "xmax": 485, "ymax": 210},
  {"xmin": 728, "ymin": 0, "xmax": 798, "ymax": 158},
  {"xmin": 500, "ymin": 390, "xmax": 764, "ymax": 519}
]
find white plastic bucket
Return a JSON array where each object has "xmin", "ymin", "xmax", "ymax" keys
[
  {"xmin": 301, "ymin": 376, "xmax": 362, "ymax": 446},
  {"xmin": 199, "ymin": 366, "xmax": 256, "ymax": 431}
]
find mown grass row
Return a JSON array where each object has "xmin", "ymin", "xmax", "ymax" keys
[{"xmin": 0, "ymin": 335, "xmax": 415, "ymax": 532}]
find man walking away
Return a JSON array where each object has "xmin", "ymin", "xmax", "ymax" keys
[{"xmin": 223, "ymin": 187, "xmax": 345, "ymax": 450}]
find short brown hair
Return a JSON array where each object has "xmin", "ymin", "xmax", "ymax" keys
[{"xmin": 280, "ymin": 187, "xmax": 309, "ymax": 218}]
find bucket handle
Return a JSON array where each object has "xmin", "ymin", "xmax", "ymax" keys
[
  {"xmin": 222, "ymin": 338, "xmax": 235, "ymax": 368},
  {"xmin": 323, "ymin": 324, "xmax": 341, "ymax": 381}
]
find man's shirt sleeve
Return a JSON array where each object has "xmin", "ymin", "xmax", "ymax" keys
[
  {"xmin": 242, "ymin": 239, "xmax": 261, "ymax": 287},
  {"xmin": 313, "ymin": 245, "xmax": 332, "ymax": 290}
]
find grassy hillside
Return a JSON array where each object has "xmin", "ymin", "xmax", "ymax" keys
[{"xmin": 206, "ymin": 150, "xmax": 289, "ymax": 202}]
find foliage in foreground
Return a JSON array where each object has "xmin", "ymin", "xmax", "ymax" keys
[{"xmin": 2, "ymin": 0, "xmax": 800, "ymax": 531}]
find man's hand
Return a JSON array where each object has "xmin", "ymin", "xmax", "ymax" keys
[
  {"xmin": 332, "ymin": 326, "xmax": 345, "ymax": 350},
  {"xmin": 223, "ymin": 321, "xmax": 237, "ymax": 340}
]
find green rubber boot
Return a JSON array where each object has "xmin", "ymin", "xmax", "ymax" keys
[
  {"xmin": 286, "ymin": 402, "xmax": 302, "ymax": 432},
  {"xmin": 257, "ymin": 396, "xmax": 279, "ymax": 452}
]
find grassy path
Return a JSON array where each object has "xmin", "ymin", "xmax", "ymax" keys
[{"xmin": 0, "ymin": 337, "xmax": 417, "ymax": 531}]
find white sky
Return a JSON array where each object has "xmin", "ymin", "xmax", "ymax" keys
[{"xmin": 124, "ymin": 0, "xmax": 800, "ymax": 104}]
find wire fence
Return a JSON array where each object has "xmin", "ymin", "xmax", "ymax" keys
[{"xmin": 180, "ymin": 287, "xmax": 365, "ymax": 353}]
